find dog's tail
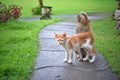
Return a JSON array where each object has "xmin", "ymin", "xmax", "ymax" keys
[
  {"xmin": 77, "ymin": 15, "xmax": 81, "ymax": 22},
  {"xmin": 81, "ymin": 12, "xmax": 92, "ymax": 33}
]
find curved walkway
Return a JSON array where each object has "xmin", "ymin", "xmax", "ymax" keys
[
  {"xmin": 31, "ymin": 13, "xmax": 118, "ymax": 80},
  {"xmin": 19, "ymin": 12, "xmax": 111, "ymax": 21}
]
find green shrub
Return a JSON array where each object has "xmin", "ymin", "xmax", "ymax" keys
[
  {"xmin": 32, "ymin": 7, "xmax": 41, "ymax": 15},
  {"xmin": 0, "ymin": 2, "xmax": 22, "ymax": 23}
]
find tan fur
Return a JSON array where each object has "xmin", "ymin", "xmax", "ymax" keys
[
  {"xmin": 54, "ymin": 12, "xmax": 96, "ymax": 63},
  {"xmin": 55, "ymin": 32, "xmax": 96, "ymax": 63},
  {"xmin": 76, "ymin": 12, "xmax": 91, "ymax": 61},
  {"xmin": 76, "ymin": 12, "xmax": 88, "ymax": 33}
]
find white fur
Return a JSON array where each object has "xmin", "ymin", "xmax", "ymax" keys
[
  {"xmin": 68, "ymin": 49, "xmax": 73, "ymax": 63},
  {"xmin": 63, "ymin": 40, "xmax": 69, "ymax": 62},
  {"xmin": 63, "ymin": 50, "xmax": 69, "ymax": 62},
  {"xmin": 62, "ymin": 39, "xmax": 73, "ymax": 64},
  {"xmin": 62, "ymin": 39, "xmax": 69, "ymax": 49},
  {"xmin": 82, "ymin": 39, "xmax": 93, "ymax": 49},
  {"xmin": 83, "ymin": 50, "xmax": 89, "ymax": 61},
  {"xmin": 89, "ymin": 55, "xmax": 95, "ymax": 63},
  {"xmin": 60, "ymin": 38, "xmax": 95, "ymax": 63},
  {"xmin": 73, "ymin": 43, "xmax": 79, "ymax": 50},
  {"xmin": 73, "ymin": 42, "xmax": 83, "ymax": 61}
]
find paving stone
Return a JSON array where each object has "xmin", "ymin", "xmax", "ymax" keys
[
  {"xmin": 34, "ymin": 51, "xmax": 110, "ymax": 71},
  {"xmin": 19, "ymin": 12, "xmax": 112, "ymax": 21},
  {"xmin": 31, "ymin": 14, "xmax": 119, "ymax": 80}
]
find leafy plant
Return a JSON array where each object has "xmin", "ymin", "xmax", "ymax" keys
[
  {"xmin": 11, "ymin": 5, "xmax": 22, "ymax": 19},
  {"xmin": 32, "ymin": 7, "xmax": 41, "ymax": 15},
  {"xmin": 0, "ymin": 2, "xmax": 22, "ymax": 23},
  {"xmin": 0, "ymin": 2, "xmax": 10, "ymax": 22}
]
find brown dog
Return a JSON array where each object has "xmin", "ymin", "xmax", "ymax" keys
[
  {"xmin": 75, "ymin": 12, "xmax": 90, "ymax": 61},
  {"xmin": 76, "ymin": 12, "xmax": 89, "ymax": 33},
  {"xmin": 54, "ymin": 12, "xmax": 96, "ymax": 63}
]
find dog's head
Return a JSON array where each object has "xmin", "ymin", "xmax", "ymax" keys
[
  {"xmin": 54, "ymin": 32, "xmax": 66, "ymax": 45},
  {"xmin": 77, "ymin": 15, "xmax": 86, "ymax": 25},
  {"xmin": 76, "ymin": 12, "xmax": 91, "ymax": 33},
  {"xmin": 76, "ymin": 14, "xmax": 87, "ymax": 33},
  {"xmin": 77, "ymin": 12, "xmax": 90, "ymax": 25}
]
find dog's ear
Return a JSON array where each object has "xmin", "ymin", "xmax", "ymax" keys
[
  {"xmin": 54, "ymin": 32, "xmax": 57, "ymax": 37},
  {"xmin": 63, "ymin": 32, "xmax": 66, "ymax": 37},
  {"xmin": 77, "ymin": 15, "xmax": 81, "ymax": 22}
]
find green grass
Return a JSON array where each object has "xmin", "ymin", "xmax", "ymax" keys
[
  {"xmin": 2, "ymin": 0, "xmax": 117, "ymax": 17},
  {"xmin": 0, "ymin": 18, "xmax": 120, "ymax": 80},
  {"xmin": 0, "ymin": 0, "xmax": 120, "ymax": 79},
  {"xmin": 91, "ymin": 18, "xmax": 120, "ymax": 77},
  {"xmin": 44, "ymin": 0, "xmax": 117, "ymax": 15},
  {"xmin": 0, "ymin": 19, "xmax": 61, "ymax": 80}
]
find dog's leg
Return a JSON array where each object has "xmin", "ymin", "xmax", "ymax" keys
[
  {"xmin": 75, "ymin": 50, "xmax": 80, "ymax": 59},
  {"xmin": 83, "ymin": 48, "xmax": 89, "ymax": 61},
  {"xmin": 68, "ymin": 49, "xmax": 73, "ymax": 64},
  {"xmin": 77, "ymin": 48, "xmax": 83, "ymax": 61},
  {"xmin": 88, "ymin": 48, "xmax": 96, "ymax": 63},
  {"xmin": 89, "ymin": 54, "xmax": 96, "ymax": 63},
  {"xmin": 63, "ymin": 50, "xmax": 69, "ymax": 62}
]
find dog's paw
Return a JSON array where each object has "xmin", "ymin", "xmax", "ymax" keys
[
  {"xmin": 63, "ymin": 58, "xmax": 68, "ymax": 62},
  {"xmin": 83, "ymin": 57, "xmax": 88, "ymax": 61},
  {"xmin": 68, "ymin": 60, "xmax": 72, "ymax": 64},
  {"xmin": 76, "ymin": 55, "xmax": 80, "ymax": 59},
  {"xmin": 89, "ymin": 56, "xmax": 95, "ymax": 63},
  {"xmin": 89, "ymin": 59, "xmax": 95, "ymax": 63},
  {"xmin": 78, "ymin": 59, "xmax": 83, "ymax": 62},
  {"xmin": 77, "ymin": 57, "xmax": 83, "ymax": 62}
]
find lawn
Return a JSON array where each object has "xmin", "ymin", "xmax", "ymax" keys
[
  {"xmin": 91, "ymin": 18, "xmax": 120, "ymax": 77},
  {"xmin": 0, "ymin": 18, "xmax": 120, "ymax": 80},
  {"xmin": 2, "ymin": 0, "xmax": 117, "ymax": 17},
  {"xmin": 0, "ymin": 0, "xmax": 120, "ymax": 79},
  {"xmin": 0, "ymin": 19, "xmax": 61, "ymax": 80}
]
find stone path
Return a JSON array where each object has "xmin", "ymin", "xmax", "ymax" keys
[
  {"xmin": 19, "ymin": 12, "xmax": 111, "ymax": 21},
  {"xmin": 31, "ymin": 14, "xmax": 119, "ymax": 80}
]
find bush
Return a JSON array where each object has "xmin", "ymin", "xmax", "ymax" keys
[
  {"xmin": 0, "ymin": 2, "xmax": 22, "ymax": 23},
  {"xmin": 32, "ymin": 7, "xmax": 41, "ymax": 15},
  {"xmin": 11, "ymin": 5, "xmax": 22, "ymax": 19}
]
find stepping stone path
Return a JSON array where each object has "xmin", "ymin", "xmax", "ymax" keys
[
  {"xmin": 19, "ymin": 12, "xmax": 111, "ymax": 21},
  {"xmin": 31, "ymin": 14, "xmax": 119, "ymax": 80}
]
